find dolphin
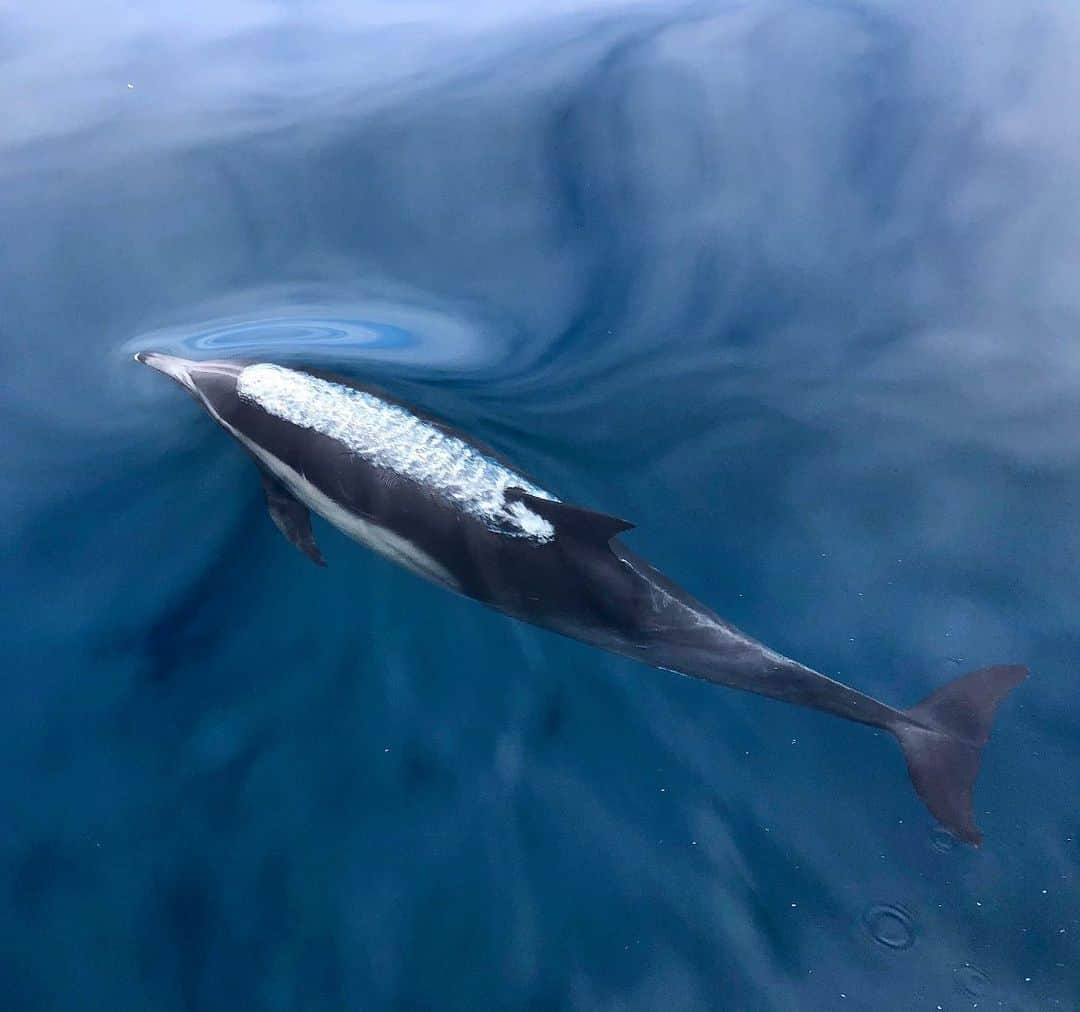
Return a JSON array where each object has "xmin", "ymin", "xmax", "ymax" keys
[{"xmin": 136, "ymin": 352, "xmax": 1028, "ymax": 844}]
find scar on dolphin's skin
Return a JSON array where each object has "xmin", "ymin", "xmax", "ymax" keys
[{"xmin": 136, "ymin": 352, "xmax": 1029, "ymax": 846}]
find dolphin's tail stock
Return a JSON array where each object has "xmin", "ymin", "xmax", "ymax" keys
[{"xmin": 890, "ymin": 664, "xmax": 1028, "ymax": 845}]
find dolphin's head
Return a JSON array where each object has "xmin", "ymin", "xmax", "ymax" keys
[
  {"xmin": 135, "ymin": 352, "xmax": 248, "ymax": 417},
  {"xmin": 134, "ymin": 351, "xmax": 198, "ymax": 394}
]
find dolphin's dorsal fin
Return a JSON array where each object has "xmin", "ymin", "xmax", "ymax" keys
[
  {"xmin": 259, "ymin": 467, "xmax": 326, "ymax": 567},
  {"xmin": 505, "ymin": 487, "xmax": 634, "ymax": 545}
]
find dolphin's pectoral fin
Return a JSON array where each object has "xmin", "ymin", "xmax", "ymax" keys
[
  {"xmin": 259, "ymin": 468, "xmax": 326, "ymax": 567},
  {"xmin": 505, "ymin": 488, "xmax": 634, "ymax": 545}
]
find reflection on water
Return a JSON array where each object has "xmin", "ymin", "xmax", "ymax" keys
[{"xmin": 2, "ymin": 0, "xmax": 1079, "ymax": 1010}]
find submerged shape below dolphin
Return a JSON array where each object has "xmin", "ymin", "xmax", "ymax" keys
[{"xmin": 136, "ymin": 352, "xmax": 1028, "ymax": 845}]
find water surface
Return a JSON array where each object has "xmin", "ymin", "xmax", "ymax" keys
[{"xmin": 2, "ymin": 1, "xmax": 1078, "ymax": 1009}]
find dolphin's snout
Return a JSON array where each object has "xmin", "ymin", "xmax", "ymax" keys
[
  {"xmin": 134, "ymin": 351, "xmax": 197, "ymax": 393},
  {"xmin": 134, "ymin": 350, "xmax": 172, "ymax": 369}
]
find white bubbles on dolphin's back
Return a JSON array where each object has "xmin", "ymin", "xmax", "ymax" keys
[{"xmin": 237, "ymin": 362, "xmax": 558, "ymax": 542}]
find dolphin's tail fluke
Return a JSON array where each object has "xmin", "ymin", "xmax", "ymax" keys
[{"xmin": 891, "ymin": 664, "xmax": 1028, "ymax": 845}]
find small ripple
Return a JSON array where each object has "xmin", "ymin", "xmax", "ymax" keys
[
  {"xmin": 862, "ymin": 902, "xmax": 916, "ymax": 950},
  {"xmin": 953, "ymin": 962, "xmax": 990, "ymax": 998},
  {"xmin": 930, "ymin": 826, "xmax": 957, "ymax": 853}
]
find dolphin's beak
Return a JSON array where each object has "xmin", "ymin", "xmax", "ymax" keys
[{"xmin": 134, "ymin": 351, "xmax": 196, "ymax": 394}]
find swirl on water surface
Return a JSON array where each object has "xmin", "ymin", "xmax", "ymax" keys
[
  {"xmin": 188, "ymin": 318, "xmax": 409, "ymax": 355},
  {"xmin": 124, "ymin": 288, "xmax": 507, "ymax": 373}
]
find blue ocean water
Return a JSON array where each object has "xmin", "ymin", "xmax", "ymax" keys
[{"xmin": 1, "ymin": 1, "xmax": 1077, "ymax": 1009}]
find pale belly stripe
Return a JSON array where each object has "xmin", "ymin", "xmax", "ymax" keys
[{"xmin": 204, "ymin": 395, "xmax": 461, "ymax": 589}]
